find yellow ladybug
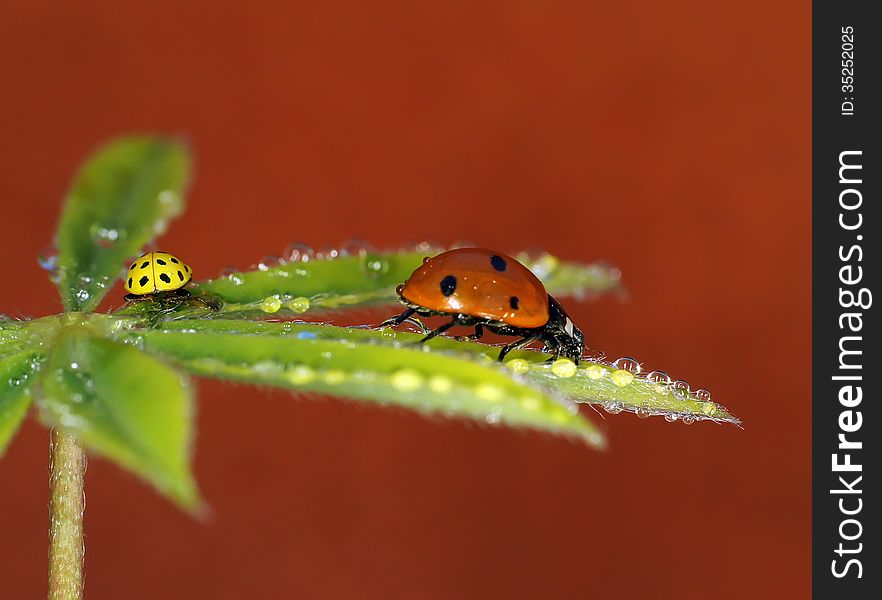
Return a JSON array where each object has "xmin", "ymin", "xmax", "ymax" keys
[{"xmin": 123, "ymin": 251, "xmax": 193, "ymax": 300}]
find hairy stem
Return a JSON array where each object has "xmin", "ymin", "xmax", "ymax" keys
[{"xmin": 48, "ymin": 430, "xmax": 86, "ymax": 600}]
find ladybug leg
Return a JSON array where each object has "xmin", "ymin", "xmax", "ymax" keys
[
  {"xmin": 192, "ymin": 295, "xmax": 222, "ymax": 311},
  {"xmin": 497, "ymin": 334, "xmax": 540, "ymax": 362},
  {"xmin": 378, "ymin": 307, "xmax": 417, "ymax": 329},
  {"xmin": 417, "ymin": 318, "xmax": 458, "ymax": 344},
  {"xmin": 454, "ymin": 323, "xmax": 484, "ymax": 341}
]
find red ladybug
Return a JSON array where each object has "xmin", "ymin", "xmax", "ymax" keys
[{"xmin": 381, "ymin": 248, "xmax": 584, "ymax": 363}]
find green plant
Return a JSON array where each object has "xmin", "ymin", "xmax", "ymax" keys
[{"xmin": 0, "ymin": 136, "xmax": 739, "ymax": 600}]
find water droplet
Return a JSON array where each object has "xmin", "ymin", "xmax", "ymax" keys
[
  {"xmin": 681, "ymin": 415, "xmax": 696, "ymax": 425},
  {"xmin": 551, "ymin": 358, "xmax": 577, "ymax": 378},
  {"xmin": 257, "ymin": 256, "xmax": 285, "ymax": 271},
  {"xmin": 286, "ymin": 365, "xmax": 316, "ymax": 385},
  {"xmin": 75, "ymin": 289, "xmax": 90, "ymax": 303},
  {"xmin": 223, "ymin": 269, "xmax": 245, "ymax": 286},
  {"xmin": 664, "ymin": 413, "xmax": 679, "ymax": 423},
  {"xmin": 123, "ymin": 335, "xmax": 146, "ymax": 350},
  {"xmin": 339, "ymin": 239, "xmax": 372, "ymax": 257},
  {"xmin": 412, "ymin": 240, "xmax": 440, "ymax": 253},
  {"xmin": 672, "ymin": 379, "xmax": 691, "ymax": 392},
  {"xmin": 610, "ymin": 369, "xmax": 635, "ymax": 386},
  {"xmin": 696, "ymin": 388, "xmax": 712, "ymax": 402},
  {"xmin": 38, "ymin": 246, "xmax": 59, "ymax": 272},
  {"xmin": 670, "ymin": 379, "xmax": 691, "ymax": 401},
  {"xmin": 485, "ymin": 408, "xmax": 502, "ymax": 424},
  {"xmin": 287, "ymin": 297, "xmax": 311, "ymax": 313},
  {"xmin": 390, "ymin": 369, "xmax": 424, "ymax": 392},
  {"xmin": 322, "ymin": 370, "xmax": 346, "ymax": 384},
  {"xmin": 613, "ymin": 357, "xmax": 641, "ymax": 374},
  {"xmin": 602, "ymin": 401, "xmax": 623, "ymax": 414},
  {"xmin": 475, "ymin": 383, "xmax": 504, "ymax": 401},
  {"xmin": 7, "ymin": 377, "xmax": 22, "ymax": 387},
  {"xmin": 428, "ymin": 375, "xmax": 453, "ymax": 394},
  {"xmin": 701, "ymin": 402, "xmax": 716, "ymax": 415},
  {"xmin": 314, "ymin": 247, "xmax": 340, "ymax": 260},
  {"xmin": 362, "ymin": 255, "xmax": 391, "ymax": 279},
  {"xmin": 89, "ymin": 223, "xmax": 125, "ymax": 247},
  {"xmin": 284, "ymin": 243, "xmax": 315, "ymax": 263},
  {"xmin": 505, "ymin": 358, "xmax": 531, "ymax": 374},
  {"xmin": 645, "ymin": 370, "xmax": 671, "ymax": 384},
  {"xmin": 69, "ymin": 362, "xmax": 80, "ymax": 370},
  {"xmin": 380, "ymin": 328, "xmax": 397, "ymax": 340},
  {"xmin": 253, "ymin": 361, "xmax": 282, "ymax": 376},
  {"xmin": 260, "ymin": 296, "xmax": 282, "ymax": 313},
  {"xmin": 295, "ymin": 331, "xmax": 318, "ymax": 340},
  {"xmin": 636, "ymin": 406, "xmax": 651, "ymax": 419},
  {"xmin": 584, "ymin": 364, "xmax": 606, "ymax": 379}
]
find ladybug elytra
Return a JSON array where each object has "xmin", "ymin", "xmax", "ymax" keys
[
  {"xmin": 382, "ymin": 248, "xmax": 584, "ymax": 363},
  {"xmin": 123, "ymin": 251, "xmax": 192, "ymax": 299}
]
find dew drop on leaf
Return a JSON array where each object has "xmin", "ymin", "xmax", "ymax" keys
[
  {"xmin": 602, "ymin": 401, "xmax": 623, "ymax": 414},
  {"xmin": 390, "ymin": 369, "xmax": 424, "ymax": 392},
  {"xmin": 260, "ymin": 296, "xmax": 282, "ymax": 313},
  {"xmin": 427, "ymin": 375, "xmax": 453, "ymax": 394},
  {"xmin": 38, "ymin": 246, "xmax": 60, "ymax": 272},
  {"xmin": 505, "ymin": 358, "xmax": 531, "ymax": 374},
  {"xmin": 551, "ymin": 358, "xmax": 577, "ymax": 378},
  {"xmin": 287, "ymin": 297, "xmax": 311, "ymax": 313},
  {"xmin": 584, "ymin": 364, "xmax": 606, "ymax": 380},
  {"xmin": 283, "ymin": 243, "xmax": 315, "ymax": 263},
  {"xmin": 611, "ymin": 369, "xmax": 635, "ymax": 387},
  {"xmin": 613, "ymin": 356, "xmax": 641, "ymax": 374},
  {"xmin": 339, "ymin": 239, "xmax": 372, "ymax": 257},
  {"xmin": 362, "ymin": 255, "xmax": 390, "ymax": 279},
  {"xmin": 286, "ymin": 365, "xmax": 316, "ymax": 385}
]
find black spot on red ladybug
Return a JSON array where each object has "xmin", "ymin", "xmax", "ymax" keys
[
  {"xmin": 490, "ymin": 255, "xmax": 507, "ymax": 271},
  {"xmin": 141, "ymin": 261, "xmax": 149, "ymax": 269},
  {"xmin": 139, "ymin": 276, "xmax": 150, "ymax": 287},
  {"xmin": 170, "ymin": 257, "xmax": 179, "ymax": 264},
  {"xmin": 509, "ymin": 296, "xmax": 519, "ymax": 310},
  {"xmin": 128, "ymin": 277, "xmax": 133, "ymax": 287},
  {"xmin": 440, "ymin": 275, "xmax": 457, "ymax": 296},
  {"xmin": 177, "ymin": 270, "xmax": 184, "ymax": 281},
  {"xmin": 156, "ymin": 258, "xmax": 167, "ymax": 266},
  {"xmin": 159, "ymin": 273, "xmax": 171, "ymax": 284}
]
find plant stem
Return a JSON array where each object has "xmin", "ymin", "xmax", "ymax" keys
[{"xmin": 48, "ymin": 430, "xmax": 86, "ymax": 600}]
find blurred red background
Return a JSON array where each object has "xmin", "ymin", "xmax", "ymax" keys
[{"xmin": 0, "ymin": 1, "xmax": 809, "ymax": 598}]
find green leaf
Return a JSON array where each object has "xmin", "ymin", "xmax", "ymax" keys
[
  {"xmin": 0, "ymin": 351, "xmax": 42, "ymax": 456},
  {"xmin": 35, "ymin": 329, "xmax": 200, "ymax": 510},
  {"xmin": 116, "ymin": 250, "xmax": 621, "ymax": 319},
  {"xmin": 1, "ymin": 319, "xmax": 29, "ymax": 358},
  {"xmin": 124, "ymin": 325, "xmax": 606, "ymax": 448},
  {"xmin": 143, "ymin": 319, "xmax": 740, "ymax": 426},
  {"xmin": 53, "ymin": 136, "xmax": 191, "ymax": 312}
]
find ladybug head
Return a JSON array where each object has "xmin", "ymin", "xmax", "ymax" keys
[{"xmin": 544, "ymin": 295, "xmax": 584, "ymax": 364}]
